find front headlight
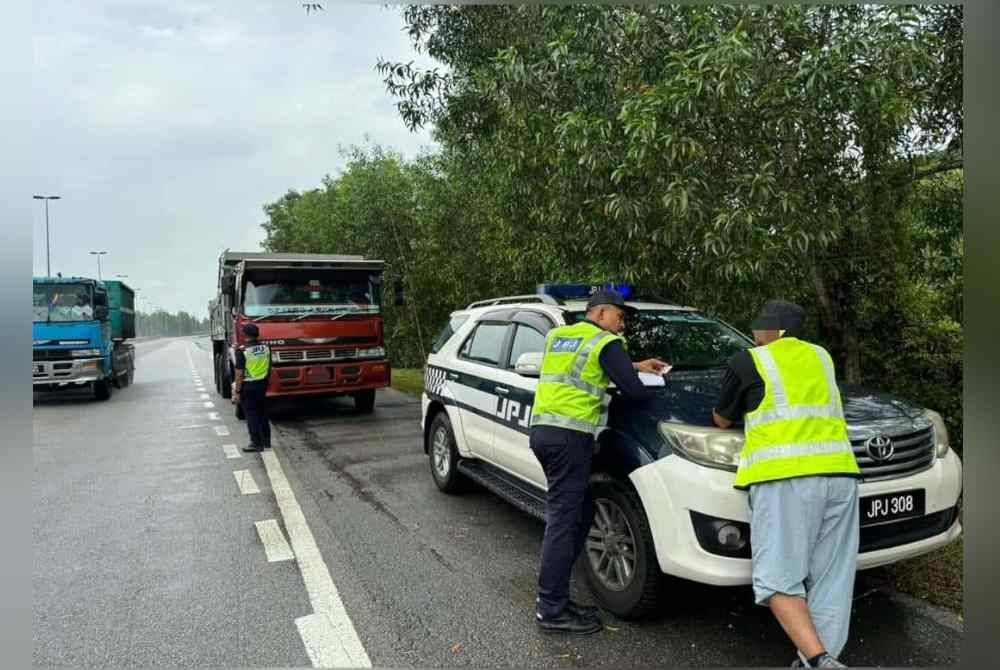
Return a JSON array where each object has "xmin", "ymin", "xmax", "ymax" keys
[
  {"xmin": 71, "ymin": 348, "xmax": 101, "ymax": 357},
  {"xmin": 657, "ymin": 422, "xmax": 744, "ymax": 471},
  {"xmin": 925, "ymin": 409, "xmax": 951, "ymax": 458},
  {"xmin": 357, "ymin": 347, "xmax": 386, "ymax": 359}
]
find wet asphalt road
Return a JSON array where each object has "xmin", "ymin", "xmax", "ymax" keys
[{"xmin": 33, "ymin": 336, "xmax": 962, "ymax": 667}]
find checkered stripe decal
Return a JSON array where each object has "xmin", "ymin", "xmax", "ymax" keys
[{"xmin": 424, "ymin": 366, "xmax": 448, "ymax": 396}]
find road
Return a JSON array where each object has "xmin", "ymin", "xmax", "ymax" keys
[{"xmin": 33, "ymin": 337, "xmax": 962, "ymax": 667}]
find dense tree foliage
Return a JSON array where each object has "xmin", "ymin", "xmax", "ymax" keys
[
  {"xmin": 136, "ymin": 310, "xmax": 208, "ymax": 337},
  {"xmin": 270, "ymin": 5, "xmax": 962, "ymax": 450}
]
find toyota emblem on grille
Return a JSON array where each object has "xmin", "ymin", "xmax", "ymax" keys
[{"xmin": 865, "ymin": 435, "xmax": 895, "ymax": 462}]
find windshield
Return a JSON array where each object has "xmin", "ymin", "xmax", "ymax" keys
[
  {"xmin": 242, "ymin": 271, "xmax": 381, "ymax": 318},
  {"xmin": 569, "ymin": 310, "xmax": 752, "ymax": 368},
  {"xmin": 33, "ymin": 283, "xmax": 94, "ymax": 323}
]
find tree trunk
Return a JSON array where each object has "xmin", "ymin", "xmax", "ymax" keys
[{"xmin": 808, "ymin": 261, "xmax": 861, "ymax": 384}]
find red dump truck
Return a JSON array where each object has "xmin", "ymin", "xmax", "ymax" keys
[{"xmin": 210, "ymin": 251, "xmax": 393, "ymax": 416}]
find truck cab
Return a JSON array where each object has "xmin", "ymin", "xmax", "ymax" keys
[
  {"xmin": 33, "ymin": 277, "xmax": 135, "ymax": 400},
  {"xmin": 211, "ymin": 252, "xmax": 392, "ymax": 415}
]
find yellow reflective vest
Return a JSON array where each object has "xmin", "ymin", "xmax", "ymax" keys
[
  {"xmin": 733, "ymin": 337, "xmax": 860, "ymax": 489},
  {"xmin": 530, "ymin": 321, "xmax": 624, "ymax": 435},
  {"xmin": 243, "ymin": 343, "xmax": 271, "ymax": 383}
]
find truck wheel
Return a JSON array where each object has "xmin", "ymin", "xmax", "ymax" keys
[
  {"xmin": 221, "ymin": 361, "xmax": 232, "ymax": 399},
  {"xmin": 354, "ymin": 389, "xmax": 376, "ymax": 414},
  {"xmin": 581, "ymin": 478, "xmax": 661, "ymax": 620},
  {"xmin": 213, "ymin": 353, "xmax": 222, "ymax": 394},
  {"xmin": 427, "ymin": 412, "xmax": 466, "ymax": 493},
  {"xmin": 94, "ymin": 378, "xmax": 113, "ymax": 401}
]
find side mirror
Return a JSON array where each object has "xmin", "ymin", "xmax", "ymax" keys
[
  {"xmin": 394, "ymin": 278, "xmax": 405, "ymax": 306},
  {"xmin": 95, "ymin": 305, "xmax": 109, "ymax": 320},
  {"xmin": 514, "ymin": 351, "xmax": 543, "ymax": 377}
]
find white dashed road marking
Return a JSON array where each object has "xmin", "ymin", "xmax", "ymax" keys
[
  {"xmin": 214, "ymin": 425, "xmax": 230, "ymax": 436},
  {"xmin": 261, "ymin": 449, "xmax": 372, "ymax": 668},
  {"xmin": 255, "ymin": 519, "xmax": 295, "ymax": 563},
  {"xmin": 222, "ymin": 444, "xmax": 241, "ymax": 459},
  {"xmin": 233, "ymin": 469, "xmax": 260, "ymax": 495}
]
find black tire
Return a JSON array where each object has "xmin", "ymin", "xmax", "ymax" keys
[
  {"xmin": 94, "ymin": 378, "xmax": 113, "ymax": 401},
  {"xmin": 221, "ymin": 359, "xmax": 232, "ymax": 399},
  {"xmin": 427, "ymin": 411, "xmax": 466, "ymax": 493},
  {"xmin": 354, "ymin": 389, "xmax": 376, "ymax": 414},
  {"xmin": 213, "ymin": 353, "xmax": 222, "ymax": 394},
  {"xmin": 580, "ymin": 478, "xmax": 661, "ymax": 619}
]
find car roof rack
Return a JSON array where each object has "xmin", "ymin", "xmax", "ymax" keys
[{"xmin": 466, "ymin": 294, "xmax": 561, "ymax": 309}]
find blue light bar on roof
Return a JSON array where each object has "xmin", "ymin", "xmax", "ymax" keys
[{"xmin": 537, "ymin": 283, "xmax": 635, "ymax": 300}]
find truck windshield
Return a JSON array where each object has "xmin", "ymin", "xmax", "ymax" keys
[
  {"xmin": 568, "ymin": 310, "xmax": 752, "ymax": 369},
  {"xmin": 33, "ymin": 283, "xmax": 94, "ymax": 323},
  {"xmin": 243, "ymin": 272, "xmax": 381, "ymax": 318}
]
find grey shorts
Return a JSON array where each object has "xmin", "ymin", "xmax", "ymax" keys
[{"xmin": 748, "ymin": 476, "xmax": 860, "ymax": 606}]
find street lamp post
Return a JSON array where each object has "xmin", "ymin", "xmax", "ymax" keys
[
  {"xmin": 89, "ymin": 251, "xmax": 107, "ymax": 280},
  {"xmin": 32, "ymin": 194, "xmax": 61, "ymax": 277}
]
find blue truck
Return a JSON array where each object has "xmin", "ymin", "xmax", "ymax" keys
[{"xmin": 33, "ymin": 276, "xmax": 136, "ymax": 400}]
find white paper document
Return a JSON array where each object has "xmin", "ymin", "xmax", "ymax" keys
[{"xmin": 638, "ymin": 371, "xmax": 668, "ymax": 386}]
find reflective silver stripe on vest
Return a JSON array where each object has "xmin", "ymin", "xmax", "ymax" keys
[
  {"xmin": 538, "ymin": 373, "xmax": 603, "ymax": 398},
  {"xmin": 753, "ymin": 347, "xmax": 788, "ymax": 409},
  {"xmin": 530, "ymin": 413, "xmax": 596, "ymax": 434},
  {"xmin": 738, "ymin": 440, "xmax": 854, "ymax": 470},
  {"xmin": 570, "ymin": 331, "xmax": 612, "ymax": 378},
  {"xmin": 744, "ymin": 403, "xmax": 843, "ymax": 431},
  {"xmin": 812, "ymin": 344, "xmax": 842, "ymax": 410},
  {"xmin": 745, "ymin": 345, "xmax": 843, "ymax": 431}
]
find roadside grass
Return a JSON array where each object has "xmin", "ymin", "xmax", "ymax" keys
[
  {"xmin": 388, "ymin": 366, "xmax": 963, "ymax": 614},
  {"xmin": 391, "ymin": 368, "xmax": 425, "ymax": 396},
  {"xmin": 879, "ymin": 536, "xmax": 963, "ymax": 614}
]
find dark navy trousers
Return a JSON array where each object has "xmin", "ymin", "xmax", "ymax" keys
[
  {"xmin": 241, "ymin": 382, "xmax": 271, "ymax": 449},
  {"xmin": 530, "ymin": 425, "xmax": 596, "ymax": 619}
]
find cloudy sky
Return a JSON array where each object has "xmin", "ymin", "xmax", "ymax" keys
[{"xmin": 29, "ymin": 1, "xmax": 437, "ymax": 317}]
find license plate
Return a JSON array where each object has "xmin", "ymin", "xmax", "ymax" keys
[
  {"xmin": 306, "ymin": 366, "xmax": 331, "ymax": 383},
  {"xmin": 860, "ymin": 489, "xmax": 925, "ymax": 526},
  {"xmin": 33, "ymin": 364, "xmax": 44, "ymax": 374}
]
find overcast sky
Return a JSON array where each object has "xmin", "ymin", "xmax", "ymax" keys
[{"xmin": 30, "ymin": 1, "xmax": 437, "ymax": 317}]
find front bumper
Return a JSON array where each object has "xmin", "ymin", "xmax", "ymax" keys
[
  {"xmin": 32, "ymin": 358, "xmax": 103, "ymax": 387},
  {"xmin": 629, "ymin": 448, "xmax": 963, "ymax": 586},
  {"xmin": 267, "ymin": 359, "xmax": 390, "ymax": 398}
]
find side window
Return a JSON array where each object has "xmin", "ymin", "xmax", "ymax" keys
[
  {"xmin": 507, "ymin": 325, "xmax": 546, "ymax": 368},
  {"xmin": 430, "ymin": 314, "xmax": 469, "ymax": 354},
  {"xmin": 459, "ymin": 322, "xmax": 509, "ymax": 366}
]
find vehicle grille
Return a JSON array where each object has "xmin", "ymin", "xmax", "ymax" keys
[
  {"xmin": 852, "ymin": 426, "xmax": 935, "ymax": 480},
  {"xmin": 33, "ymin": 349, "xmax": 73, "ymax": 361},
  {"xmin": 274, "ymin": 348, "xmax": 358, "ymax": 363}
]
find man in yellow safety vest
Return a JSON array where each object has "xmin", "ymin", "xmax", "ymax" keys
[
  {"xmin": 713, "ymin": 300, "xmax": 860, "ymax": 668},
  {"xmin": 530, "ymin": 289, "xmax": 669, "ymax": 634}
]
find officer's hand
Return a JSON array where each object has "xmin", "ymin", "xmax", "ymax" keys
[{"xmin": 635, "ymin": 358, "xmax": 670, "ymax": 375}]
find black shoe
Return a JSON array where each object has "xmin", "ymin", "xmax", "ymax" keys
[
  {"xmin": 536, "ymin": 610, "xmax": 603, "ymax": 635},
  {"xmin": 242, "ymin": 444, "xmax": 262, "ymax": 452},
  {"xmin": 565, "ymin": 600, "xmax": 601, "ymax": 622}
]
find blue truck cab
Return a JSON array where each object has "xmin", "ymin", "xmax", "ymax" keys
[{"xmin": 32, "ymin": 276, "xmax": 136, "ymax": 400}]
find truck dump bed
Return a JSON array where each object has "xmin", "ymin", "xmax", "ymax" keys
[{"xmin": 103, "ymin": 280, "xmax": 135, "ymax": 340}]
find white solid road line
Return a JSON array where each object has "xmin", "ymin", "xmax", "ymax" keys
[
  {"xmin": 261, "ymin": 449, "xmax": 372, "ymax": 668},
  {"xmin": 214, "ymin": 425, "xmax": 230, "ymax": 436},
  {"xmin": 233, "ymin": 469, "xmax": 260, "ymax": 495},
  {"xmin": 222, "ymin": 444, "xmax": 241, "ymax": 459},
  {"xmin": 255, "ymin": 519, "xmax": 295, "ymax": 562}
]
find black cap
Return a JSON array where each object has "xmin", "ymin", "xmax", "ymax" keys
[
  {"xmin": 242, "ymin": 323, "xmax": 260, "ymax": 337},
  {"xmin": 586, "ymin": 289, "xmax": 636, "ymax": 314},
  {"xmin": 750, "ymin": 300, "xmax": 805, "ymax": 334}
]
